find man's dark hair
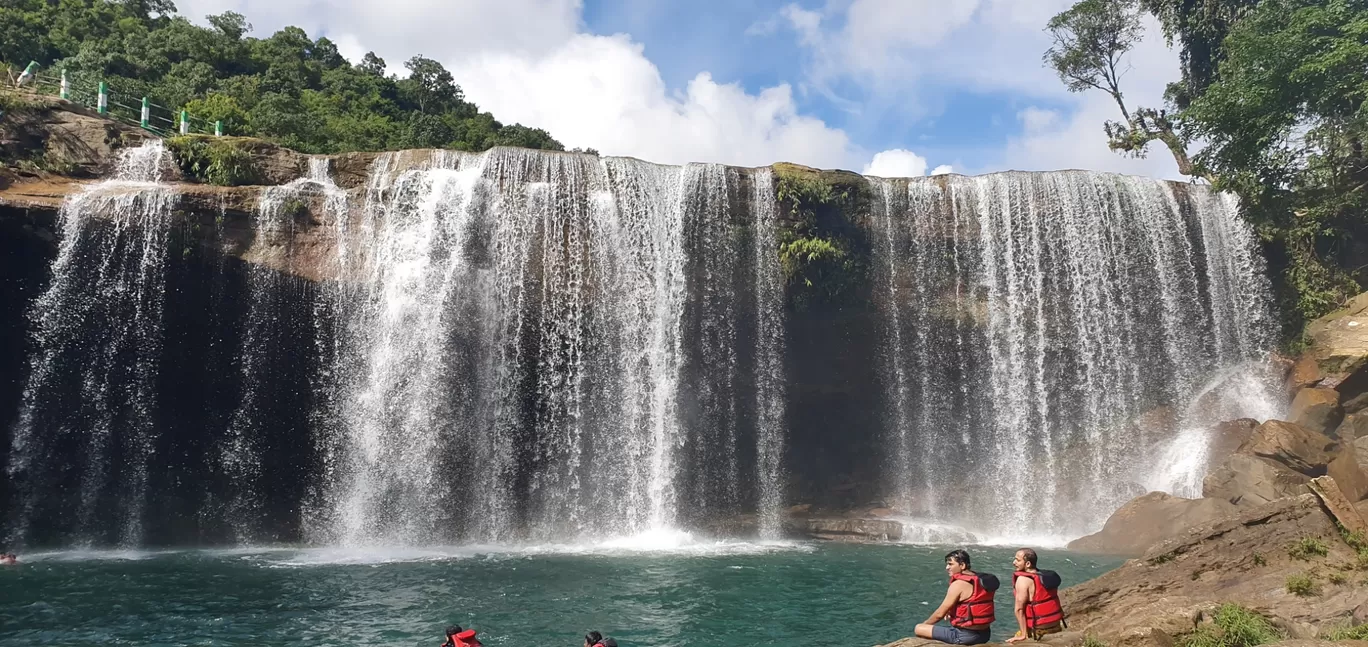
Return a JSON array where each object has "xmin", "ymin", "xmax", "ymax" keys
[
  {"xmin": 945, "ymin": 549, "xmax": 972, "ymax": 569},
  {"xmin": 1018, "ymin": 548, "xmax": 1038, "ymax": 569},
  {"xmin": 446, "ymin": 626, "xmax": 462, "ymax": 638},
  {"xmin": 586, "ymin": 631, "xmax": 603, "ymax": 644}
]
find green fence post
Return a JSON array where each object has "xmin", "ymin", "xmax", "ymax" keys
[
  {"xmin": 215, "ymin": 120, "xmax": 223, "ymax": 137},
  {"xmin": 15, "ymin": 61, "xmax": 38, "ymax": 86},
  {"xmin": 97, "ymin": 82, "xmax": 108, "ymax": 114},
  {"xmin": 60, "ymin": 70, "xmax": 69, "ymax": 100},
  {"xmin": 140, "ymin": 97, "xmax": 150, "ymax": 129},
  {"xmin": 179, "ymin": 110, "xmax": 189, "ymax": 135}
]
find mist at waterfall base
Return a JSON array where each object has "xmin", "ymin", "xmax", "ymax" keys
[
  {"xmin": 0, "ymin": 142, "xmax": 1278, "ymax": 550},
  {"xmin": 1, "ymin": 544, "xmax": 1122, "ymax": 647}
]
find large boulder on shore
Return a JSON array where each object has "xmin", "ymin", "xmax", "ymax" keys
[
  {"xmin": 1203, "ymin": 453, "xmax": 1312, "ymax": 506},
  {"xmin": 1289, "ymin": 292, "xmax": 1368, "ymax": 398},
  {"xmin": 1203, "ymin": 420, "xmax": 1368, "ymax": 505},
  {"xmin": 1289, "ymin": 388, "xmax": 1345, "ymax": 436},
  {"xmin": 1245, "ymin": 420, "xmax": 1338, "ymax": 474},
  {"xmin": 1066, "ymin": 492, "xmax": 1239, "ymax": 557}
]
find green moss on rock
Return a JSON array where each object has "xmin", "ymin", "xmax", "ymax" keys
[{"xmin": 772, "ymin": 162, "xmax": 874, "ymax": 311}]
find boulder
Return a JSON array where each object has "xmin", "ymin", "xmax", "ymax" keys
[
  {"xmin": 1210, "ymin": 418, "xmax": 1259, "ymax": 462},
  {"xmin": 1329, "ymin": 449, "xmax": 1368, "ymax": 502},
  {"xmin": 1339, "ymin": 412, "xmax": 1368, "ymax": 442},
  {"xmin": 1203, "ymin": 453, "xmax": 1311, "ymax": 506},
  {"xmin": 1289, "ymin": 387, "xmax": 1345, "ymax": 435},
  {"xmin": 1066, "ymin": 492, "xmax": 1239, "ymax": 556},
  {"xmin": 1244, "ymin": 420, "xmax": 1338, "ymax": 475},
  {"xmin": 1297, "ymin": 291, "xmax": 1368, "ymax": 393},
  {"xmin": 804, "ymin": 518, "xmax": 902, "ymax": 541},
  {"xmin": 1345, "ymin": 391, "xmax": 1368, "ymax": 416}
]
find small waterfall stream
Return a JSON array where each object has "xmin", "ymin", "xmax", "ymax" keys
[{"xmin": 5, "ymin": 142, "xmax": 176, "ymax": 547}]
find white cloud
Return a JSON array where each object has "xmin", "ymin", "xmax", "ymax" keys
[
  {"xmin": 451, "ymin": 34, "xmax": 861, "ymax": 168},
  {"xmin": 862, "ymin": 150, "xmax": 955, "ymax": 178},
  {"xmin": 863, "ymin": 149, "xmax": 928, "ymax": 177}
]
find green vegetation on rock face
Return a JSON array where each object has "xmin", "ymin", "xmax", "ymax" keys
[
  {"xmin": 165, "ymin": 136, "xmax": 256, "ymax": 186},
  {"xmin": 772, "ymin": 163, "xmax": 873, "ymax": 311},
  {"xmin": 1047, "ymin": 0, "xmax": 1368, "ymax": 345},
  {"xmin": 1287, "ymin": 536, "xmax": 1329, "ymax": 560},
  {"xmin": 0, "ymin": 1, "xmax": 564, "ymax": 155},
  {"xmin": 1179, "ymin": 604, "xmax": 1281, "ymax": 647}
]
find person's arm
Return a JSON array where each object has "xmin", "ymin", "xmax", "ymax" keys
[
  {"xmin": 1007, "ymin": 576, "xmax": 1032, "ymax": 643},
  {"xmin": 923, "ymin": 581, "xmax": 965, "ymax": 625}
]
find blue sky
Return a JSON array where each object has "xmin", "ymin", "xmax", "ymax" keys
[{"xmin": 177, "ymin": 0, "xmax": 1183, "ymax": 179}]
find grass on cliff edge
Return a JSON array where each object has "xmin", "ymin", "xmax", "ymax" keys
[
  {"xmin": 165, "ymin": 135, "xmax": 258, "ymax": 186},
  {"xmin": 1178, "ymin": 605, "xmax": 1280, "ymax": 647}
]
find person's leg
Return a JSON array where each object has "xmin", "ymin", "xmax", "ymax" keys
[{"xmin": 915, "ymin": 624, "xmax": 939, "ymax": 640}]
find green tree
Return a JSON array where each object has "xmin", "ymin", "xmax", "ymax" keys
[
  {"xmin": 1045, "ymin": 0, "xmax": 1202, "ymax": 178},
  {"xmin": 1184, "ymin": 0, "xmax": 1368, "ymax": 329}
]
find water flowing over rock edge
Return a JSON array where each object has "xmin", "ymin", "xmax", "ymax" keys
[{"xmin": 0, "ymin": 102, "xmax": 1282, "ymax": 548}]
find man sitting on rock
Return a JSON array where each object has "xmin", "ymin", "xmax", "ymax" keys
[
  {"xmin": 914, "ymin": 549, "xmax": 999, "ymax": 645},
  {"xmin": 1007, "ymin": 548, "xmax": 1065, "ymax": 643}
]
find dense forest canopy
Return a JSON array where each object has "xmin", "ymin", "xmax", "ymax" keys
[
  {"xmin": 0, "ymin": 0, "xmax": 566, "ymax": 155},
  {"xmin": 1047, "ymin": 0, "xmax": 1368, "ymax": 343}
]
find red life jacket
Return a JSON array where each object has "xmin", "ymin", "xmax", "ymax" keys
[
  {"xmin": 950, "ymin": 572, "xmax": 998, "ymax": 628},
  {"xmin": 1014, "ymin": 570, "xmax": 1064, "ymax": 629},
  {"xmin": 455, "ymin": 629, "xmax": 481, "ymax": 647}
]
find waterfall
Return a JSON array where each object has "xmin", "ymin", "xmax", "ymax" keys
[
  {"xmin": 221, "ymin": 158, "xmax": 346, "ymax": 542},
  {"xmin": 874, "ymin": 171, "xmax": 1275, "ymax": 540},
  {"xmin": 3, "ymin": 144, "xmax": 1277, "ymax": 548},
  {"xmin": 752, "ymin": 168, "xmax": 787, "ymax": 538},
  {"xmin": 310, "ymin": 150, "xmax": 786, "ymax": 545},
  {"xmin": 5, "ymin": 142, "xmax": 175, "ymax": 547}
]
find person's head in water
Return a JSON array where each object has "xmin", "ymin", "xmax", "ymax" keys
[
  {"xmin": 585, "ymin": 631, "xmax": 604, "ymax": 646},
  {"xmin": 443, "ymin": 626, "xmax": 462, "ymax": 646},
  {"xmin": 1013, "ymin": 548, "xmax": 1038, "ymax": 572},
  {"xmin": 944, "ymin": 549, "xmax": 972, "ymax": 576}
]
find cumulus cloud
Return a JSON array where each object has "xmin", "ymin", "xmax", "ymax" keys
[
  {"xmin": 450, "ymin": 34, "xmax": 859, "ymax": 168},
  {"xmin": 862, "ymin": 149, "xmax": 954, "ymax": 178}
]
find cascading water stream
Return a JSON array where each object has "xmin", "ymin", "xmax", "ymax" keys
[
  {"xmin": 4, "ymin": 142, "xmax": 175, "ymax": 547},
  {"xmin": 874, "ymin": 171, "xmax": 1276, "ymax": 541},
  {"xmin": 310, "ymin": 150, "xmax": 787, "ymax": 546},
  {"xmin": 220, "ymin": 158, "xmax": 347, "ymax": 542}
]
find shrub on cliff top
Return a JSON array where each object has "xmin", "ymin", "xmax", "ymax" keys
[
  {"xmin": 1179, "ymin": 604, "xmax": 1281, "ymax": 647},
  {"xmin": 166, "ymin": 136, "xmax": 257, "ymax": 186}
]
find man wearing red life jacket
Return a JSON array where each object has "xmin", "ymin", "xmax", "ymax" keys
[
  {"xmin": 1007, "ymin": 548, "xmax": 1065, "ymax": 643},
  {"xmin": 440, "ymin": 626, "xmax": 482, "ymax": 647},
  {"xmin": 914, "ymin": 549, "xmax": 998, "ymax": 645}
]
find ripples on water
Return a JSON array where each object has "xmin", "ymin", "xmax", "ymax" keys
[{"xmin": 0, "ymin": 542, "xmax": 1120, "ymax": 647}]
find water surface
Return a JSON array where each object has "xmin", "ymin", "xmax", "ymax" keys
[{"xmin": 0, "ymin": 541, "xmax": 1121, "ymax": 647}]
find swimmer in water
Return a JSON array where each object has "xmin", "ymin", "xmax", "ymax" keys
[{"xmin": 0, "ymin": 553, "xmax": 17, "ymax": 565}]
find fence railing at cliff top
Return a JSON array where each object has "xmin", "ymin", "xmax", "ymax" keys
[{"xmin": 6, "ymin": 61, "xmax": 227, "ymax": 138}]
